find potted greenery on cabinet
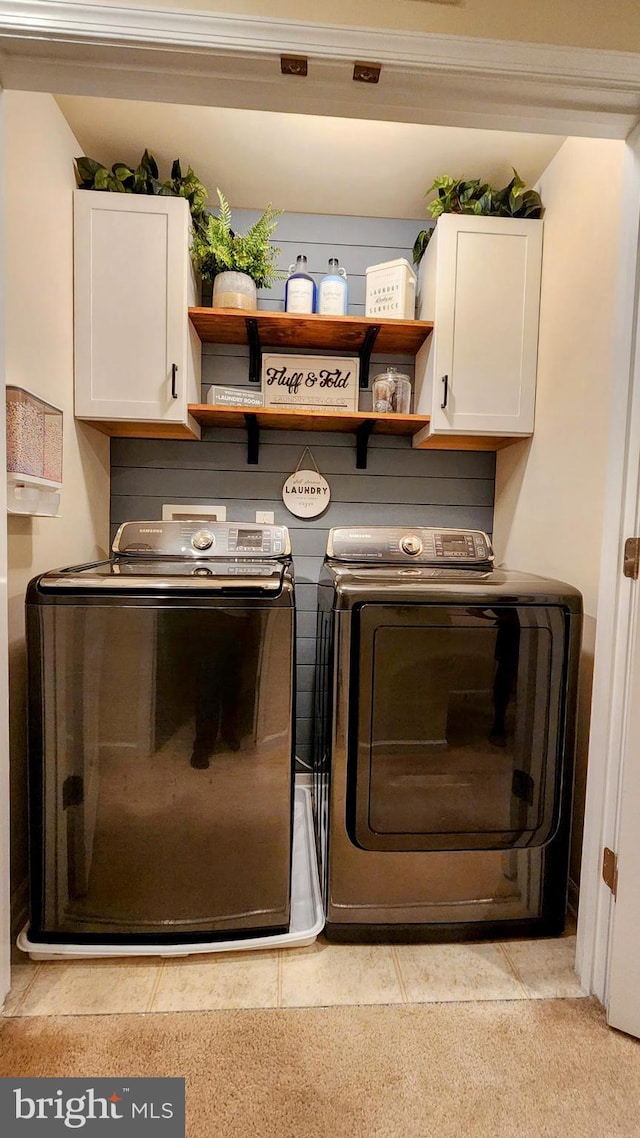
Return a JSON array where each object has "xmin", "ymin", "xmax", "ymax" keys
[
  {"xmin": 190, "ymin": 189, "xmax": 283, "ymax": 310},
  {"xmin": 412, "ymin": 170, "xmax": 543, "ymax": 265},
  {"xmin": 75, "ymin": 148, "xmax": 209, "ymax": 235}
]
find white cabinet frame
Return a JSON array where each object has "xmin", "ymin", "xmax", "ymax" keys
[
  {"xmin": 414, "ymin": 215, "xmax": 542, "ymax": 439},
  {"xmin": 74, "ymin": 191, "xmax": 201, "ymax": 432}
]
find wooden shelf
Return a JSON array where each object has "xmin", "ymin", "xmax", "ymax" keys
[
  {"xmin": 188, "ymin": 404, "xmax": 429, "ymax": 435},
  {"xmin": 81, "ymin": 407, "xmax": 525, "ymax": 460},
  {"xmin": 188, "ymin": 308, "xmax": 434, "ymax": 355},
  {"xmin": 188, "ymin": 404, "xmax": 432, "ymax": 467},
  {"xmin": 188, "ymin": 307, "xmax": 434, "ymax": 387},
  {"xmin": 187, "ymin": 404, "xmax": 526, "ymax": 464}
]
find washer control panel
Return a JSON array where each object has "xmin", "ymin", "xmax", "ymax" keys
[
  {"xmin": 227, "ymin": 526, "xmax": 287, "ymax": 555},
  {"xmin": 113, "ymin": 521, "xmax": 291, "ymax": 559},
  {"xmin": 327, "ymin": 527, "xmax": 493, "ymax": 566}
]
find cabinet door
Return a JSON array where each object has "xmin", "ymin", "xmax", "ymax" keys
[
  {"xmin": 426, "ymin": 216, "xmax": 542, "ymax": 436},
  {"xmin": 74, "ymin": 192, "xmax": 196, "ymax": 423}
]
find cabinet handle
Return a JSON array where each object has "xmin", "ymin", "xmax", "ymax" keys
[
  {"xmin": 440, "ymin": 374, "xmax": 449, "ymax": 409},
  {"xmin": 171, "ymin": 363, "xmax": 178, "ymax": 400}
]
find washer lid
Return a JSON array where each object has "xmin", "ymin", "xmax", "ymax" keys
[{"xmin": 37, "ymin": 559, "xmax": 287, "ymax": 593}]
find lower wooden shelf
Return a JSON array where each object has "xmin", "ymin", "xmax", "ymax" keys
[
  {"xmin": 78, "ymin": 407, "xmax": 530, "ymax": 465},
  {"xmin": 188, "ymin": 404, "xmax": 432, "ymax": 467},
  {"xmin": 188, "ymin": 404, "xmax": 528, "ymax": 464},
  {"xmin": 188, "ymin": 404, "xmax": 430, "ymax": 435}
]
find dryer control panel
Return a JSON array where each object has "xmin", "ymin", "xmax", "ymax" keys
[{"xmin": 326, "ymin": 527, "xmax": 493, "ymax": 566}]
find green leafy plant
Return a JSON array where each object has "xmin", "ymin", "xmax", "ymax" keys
[
  {"xmin": 74, "ymin": 149, "xmax": 209, "ymax": 234},
  {"xmin": 413, "ymin": 169, "xmax": 544, "ymax": 264},
  {"xmin": 190, "ymin": 188, "xmax": 283, "ymax": 289}
]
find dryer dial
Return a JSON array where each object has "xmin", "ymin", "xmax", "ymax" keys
[
  {"xmin": 400, "ymin": 534, "xmax": 423, "ymax": 556},
  {"xmin": 192, "ymin": 530, "xmax": 214, "ymax": 551}
]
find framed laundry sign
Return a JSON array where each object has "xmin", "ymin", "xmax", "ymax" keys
[
  {"xmin": 262, "ymin": 353, "xmax": 359, "ymax": 412},
  {"xmin": 282, "ymin": 448, "xmax": 331, "ymax": 519}
]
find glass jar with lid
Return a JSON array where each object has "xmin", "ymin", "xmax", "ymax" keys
[{"xmin": 372, "ymin": 366, "xmax": 412, "ymax": 414}]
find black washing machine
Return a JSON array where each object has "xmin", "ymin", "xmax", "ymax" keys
[
  {"xmin": 26, "ymin": 521, "xmax": 295, "ymax": 948},
  {"xmin": 313, "ymin": 526, "xmax": 582, "ymax": 942}
]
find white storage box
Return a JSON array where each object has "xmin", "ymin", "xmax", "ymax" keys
[{"xmin": 365, "ymin": 257, "xmax": 417, "ymax": 320}]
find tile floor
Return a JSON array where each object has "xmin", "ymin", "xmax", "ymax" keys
[{"xmin": 2, "ymin": 934, "xmax": 585, "ymax": 1017}]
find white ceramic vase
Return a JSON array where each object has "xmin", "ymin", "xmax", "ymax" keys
[{"xmin": 211, "ymin": 271, "xmax": 257, "ymax": 310}]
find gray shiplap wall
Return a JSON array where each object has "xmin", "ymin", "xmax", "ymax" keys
[
  {"xmin": 206, "ymin": 210, "xmax": 434, "ymax": 316},
  {"xmin": 110, "ymin": 213, "xmax": 493, "ymax": 766}
]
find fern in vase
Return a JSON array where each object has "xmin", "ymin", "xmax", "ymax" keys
[{"xmin": 191, "ymin": 188, "xmax": 283, "ymax": 289}]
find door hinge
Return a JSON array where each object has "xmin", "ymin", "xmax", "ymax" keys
[
  {"xmin": 623, "ymin": 537, "xmax": 640, "ymax": 579},
  {"xmin": 602, "ymin": 847, "xmax": 619, "ymax": 897}
]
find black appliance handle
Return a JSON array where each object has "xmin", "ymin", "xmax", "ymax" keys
[
  {"xmin": 171, "ymin": 363, "xmax": 178, "ymax": 400},
  {"xmin": 440, "ymin": 374, "xmax": 449, "ymax": 410}
]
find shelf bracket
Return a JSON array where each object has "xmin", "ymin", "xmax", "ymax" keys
[
  {"xmin": 355, "ymin": 419, "xmax": 375, "ymax": 469},
  {"xmin": 246, "ymin": 318, "xmax": 262, "ymax": 384},
  {"xmin": 359, "ymin": 325, "xmax": 381, "ymax": 388},
  {"xmin": 244, "ymin": 413, "xmax": 260, "ymax": 464}
]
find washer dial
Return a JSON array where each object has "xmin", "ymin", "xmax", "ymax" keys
[
  {"xmin": 400, "ymin": 534, "xmax": 423, "ymax": 556},
  {"xmin": 192, "ymin": 530, "xmax": 214, "ymax": 551}
]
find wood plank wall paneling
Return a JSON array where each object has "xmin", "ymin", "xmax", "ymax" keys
[
  {"xmin": 202, "ymin": 210, "xmax": 431, "ymax": 314},
  {"xmin": 110, "ymin": 213, "xmax": 490, "ymax": 769}
]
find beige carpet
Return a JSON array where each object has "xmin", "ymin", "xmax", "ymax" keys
[{"xmin": 1, "ymin": 999, "xmax": 639, "ymax": 1137}]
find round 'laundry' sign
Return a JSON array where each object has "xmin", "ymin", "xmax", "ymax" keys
[{"xmin": 282, "ymin": 468, "xmax": 331, "ymax": 519}]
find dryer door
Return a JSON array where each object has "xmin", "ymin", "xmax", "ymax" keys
[{"xmin": 348, "ymin": 602, "xmax": 569, "ymax": 852}]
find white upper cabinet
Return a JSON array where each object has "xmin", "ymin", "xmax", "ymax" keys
[
  {"xmin": 413, "ymin": 215, "xmax": 543, "ymax": 440},
  {"xmin": 74, "ymin": 192, "xmax": 201, "ymax": 436}
]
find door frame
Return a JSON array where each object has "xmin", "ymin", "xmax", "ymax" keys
[
  {"xmin": 1, "ymin": 2, "xmax": 640, "ymax": 1003},
  {"xmin": 576, "ymin": 122, "xmax": 640, "ymax": 1004}
]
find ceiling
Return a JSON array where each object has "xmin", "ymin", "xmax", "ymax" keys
[{"xmin": 56, "ymin": 95, "xmax": 565, "ymax": 220}]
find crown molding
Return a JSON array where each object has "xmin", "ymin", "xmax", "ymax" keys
[
  {"xmin": 0, "ymin": 2, "xmax": 638, "ymax": 138},
  {"xmin": 0, "ymin": 0, "xmax": 639, "ymax": 88}
]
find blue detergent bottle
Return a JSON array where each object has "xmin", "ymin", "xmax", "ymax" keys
[
  {"xmin": 285, "ymin": 254, "xmax": 316, "ymax": 314},
  {"xmin": 318, "ymin": 257, "xmax": 348, "ymax": 316}
]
